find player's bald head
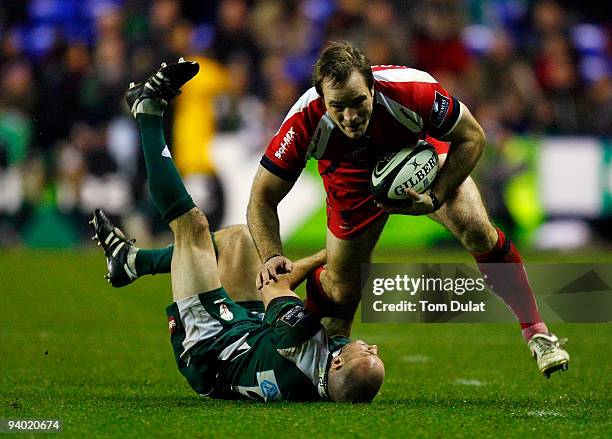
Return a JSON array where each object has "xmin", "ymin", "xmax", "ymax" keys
[
  {"xmin": 327, "ymin": 341, "xmax": 385, "ymax": 403},
  {"xmin": 313, "ymin": 41, "xmax": 374, "ymax": 99}
]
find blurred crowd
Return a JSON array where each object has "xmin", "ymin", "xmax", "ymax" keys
[{"xmin": 0, "ymin": 0, "xmax": 610, "ymax": 247}]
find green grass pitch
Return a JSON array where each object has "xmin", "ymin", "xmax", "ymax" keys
[{"xmin": 1, "ymin": 248, "xmax": 610, "ymax": 438}]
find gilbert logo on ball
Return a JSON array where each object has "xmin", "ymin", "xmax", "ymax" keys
[{"xmin": 370, "ymin": 141, "xmax": 439, "ymax": 207}]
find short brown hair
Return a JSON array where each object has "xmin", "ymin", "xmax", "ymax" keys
[{"xmin": 313, "ymin": 41, "xmax": 374, "ymax": 98}]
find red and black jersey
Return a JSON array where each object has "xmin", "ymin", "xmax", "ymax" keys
[{"xmin": 260, "ymin": 65, "xmax": 461, "ymax": 186}]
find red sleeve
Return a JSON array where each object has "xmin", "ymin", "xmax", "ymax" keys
[
  {"xmin": 373, "ymin": 66, "xmax": 461, "ymax": 138},
  {"xmin": 424, "ymin": 135, "xmax": 450, "ymax": 155},
  {"xmin": 261, "ymin": 89, "xmax": 326, "ymax": 182}
]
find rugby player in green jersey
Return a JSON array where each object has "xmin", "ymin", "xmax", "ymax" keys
[{"xmin": 91, "ymin": 59, "xmax": 384, "ymax": 402}]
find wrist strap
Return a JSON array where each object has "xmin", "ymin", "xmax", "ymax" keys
[
  {"xmin": 263, "ymin": 254, "xmax": 281, "ymax": 263},
  {"xmin": 429, "ymin": 192, "xmax": 442, "ymax": 211}
]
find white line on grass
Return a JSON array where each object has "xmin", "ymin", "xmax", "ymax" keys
[
  {"xmin": 454, "ymin": 378, "xmax": 486, "ymax": 386},
  {"xmin": 400, "ymin": 355, "xmax": 430, "ymax": 363},
  {"xmin": 526, "ymin": 410, "xmax": 565, "ymax": 417}
]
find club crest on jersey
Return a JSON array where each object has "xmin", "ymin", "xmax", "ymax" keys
[
  {"xmin": 431, "ymin": 91, "xmax": 450, "ymax": 128},
  {"xmin": 275, "ymin": 127, "xmax": 296, "ymax": 159},
  {"xmin": 168, "ymin": 316, "xmax": 177, "ymax": 333},
  {"xmin": 219, "ymin": 304, "xmax": 234, "ymax": 321},
  {"xmin": 281, "ymin": 305, "xmax": 307, "ymax": 327}
]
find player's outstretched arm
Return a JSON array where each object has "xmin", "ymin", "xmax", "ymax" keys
[
  {"xmin": 260, "ymin": 250, "xmax": 326, "ymax": 308},
  {"xmin": 247, "ymin": 165, "xmax": 296, "ymax": 289},
  {"xmin": 284, "ymin": 249, "xmax": 326, "ymax": 291}
]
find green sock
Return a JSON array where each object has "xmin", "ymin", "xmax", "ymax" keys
[
  {"xmin": 136, "ymin": 112, "xmax": 195, "ymax": 223},
  {"xmin": 135, "ymin": 246, "xmax": 174, "ymax": 275},
  {"xmin": 134, "ymin": 231, "xmax": 219, "ymax": 276}
]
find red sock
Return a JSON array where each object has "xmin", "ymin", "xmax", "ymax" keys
[
  {"xmin": 305, "ymin": 266, "xmax": 336, "ymax": 316},
  {"xmin": 304, "ymin": 266, "xmax": 355, "ymax": 319},
  {"xmin": 473, "ymin": 228, "xmax": 547, "ymax": 341}
]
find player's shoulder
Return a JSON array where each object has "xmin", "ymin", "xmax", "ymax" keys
[
  {"xmin": 266, "ymin": 298, "xmax": 322, "ymax": 342},
  {"xmin": 283, "ymin": 87, "xmax": 326, "ymax": 123},
  {"xmin": 266, "ymin": 297, "xmax": 310, "ymax": 324},
  {"xmin": 373, "ymin": 65, "xmax": 438, "ymax": 86}
]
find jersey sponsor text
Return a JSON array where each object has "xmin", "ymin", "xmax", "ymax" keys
[{"xmin": 275, "ymin": 127, "xmax": 296, "ymax": 159}]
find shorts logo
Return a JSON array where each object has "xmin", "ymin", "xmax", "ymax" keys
[
  {"xmin": 260, "ymin": 380, "xmax": 279, "ymax": 399},
  {"xmin": 431, "ymin": 91, "xmax": 450, "ymax": 128},
  {"xmin": 281, "ymin": 305, "xmax": 307, "ymax": 327},
  {"xmin": 168, "ymin": 316, "xmax": 177, "ymax": 333},
  {"xmin": 219, "ymin": 304, "xmax": 234, "ymax": 321}
]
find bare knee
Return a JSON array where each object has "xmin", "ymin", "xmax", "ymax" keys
[
  {"xmin": 436, "ymin": 178, "xmax": 498, "ymax": 254},
  {"xmin": 171, "ymin": 209, "xmax": 212, "ymax": 248},
  {"xmin": 222, "ymin": 225, "xmax": 253, "ymax": 248},
  {"xmin": 321, "ymin": 270, "xmax": 361, "ymax": 304},
  {"xmin": 215, "ymin": 224, "xmax": 256, "ymax": 256},
  {"xmin": 456, "ymin": 221, "xmax": 497, "ymax": 254}
]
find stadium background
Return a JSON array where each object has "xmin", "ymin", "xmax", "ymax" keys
[
  {"xmin": 0, "ymin": 0, "xmax": 610, "ymax": 251},
  {"xmin": 1, "ymin": 1, "xmax": 610, "ymax": 437}
]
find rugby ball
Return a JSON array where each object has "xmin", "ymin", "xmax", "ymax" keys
[{"xmin": 370, "ymin": 142, "xmax": 439, "ymax": 207}]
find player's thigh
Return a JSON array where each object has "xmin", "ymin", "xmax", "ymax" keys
[
  {"xmin": 214, "ymin": 224, "xmax": 261, "ymax": 302},
  {"xmin": 427, "ymin": 168, "xmax": 496, "ymax": 252},
  {"xmin": 170, "ymin": 208, "xmax": 221, "ymax": 300},
  {"xmin": 325, "ymin": 214, "xmax": 387, "ymax": 288}
]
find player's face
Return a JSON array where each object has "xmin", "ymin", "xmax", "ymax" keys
[
  {"xmin": 340, "ymin": 340, "xmax": 379, "ymax": 360},
  {"xmin": 322, "ymin": 70, "xmax": 374, "ymax": 140}
]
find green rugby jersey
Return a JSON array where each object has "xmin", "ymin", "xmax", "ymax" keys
[
  {"xmin": 167, "ymin": 290, "xmax": 349, "ymax": 402},
  {"xmin": 216, "ymin": 297, "xmax": 349, "ymax": 401}
]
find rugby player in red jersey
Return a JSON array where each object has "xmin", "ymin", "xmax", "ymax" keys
[{"xmin": 247, "ymin": 42, "xmax": 569, "ymax": 378}]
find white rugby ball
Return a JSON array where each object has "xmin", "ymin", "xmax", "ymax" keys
[{"xmin": 370, "ymin": 142, "xmax": 439, "ymax": 207}]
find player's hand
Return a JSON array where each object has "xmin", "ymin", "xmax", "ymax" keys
[
  {"xmin": 376, "ymin": 189, "xmax": 437, "ymax": 216},
  {"xmin": 256, "ymin": 255, "xmax": 294, "ymax": 290}
]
